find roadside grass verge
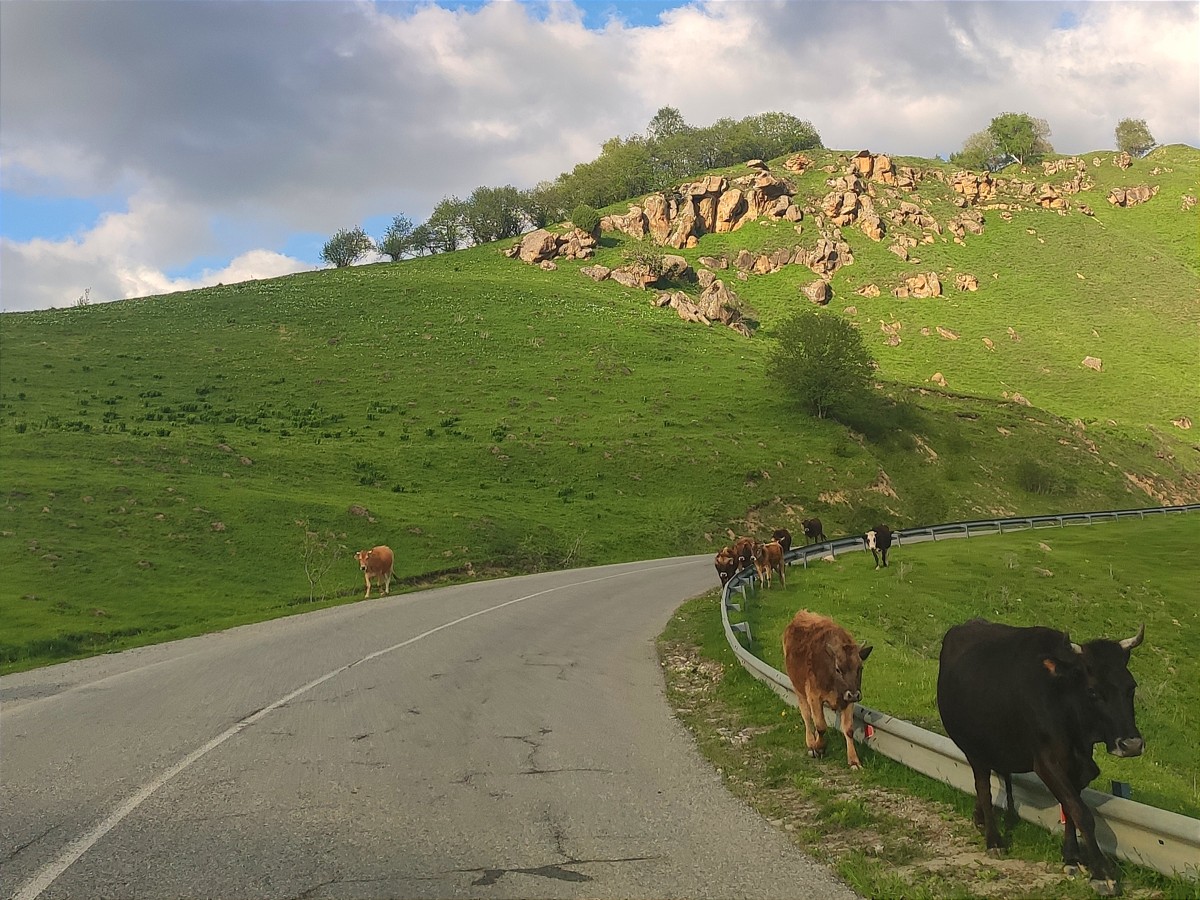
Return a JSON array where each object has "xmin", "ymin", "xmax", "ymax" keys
[{"xmin": 658, "ymin": 515, "xmax": 1200, "ymax": 897}]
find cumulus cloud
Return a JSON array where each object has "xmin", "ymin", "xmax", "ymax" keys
[{"xmin": 0, "ymin": 0, "xmax": 1196, "ymax": 312}]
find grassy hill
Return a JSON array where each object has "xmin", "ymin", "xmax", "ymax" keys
[{"xmin": 2, "ymin": 144, "xmax": 1198, "ymax": 673}]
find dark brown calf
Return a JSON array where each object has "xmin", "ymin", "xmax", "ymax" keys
[{"xmin": 782, "ymin": 609, "xmax": 873, "ymax": 769}]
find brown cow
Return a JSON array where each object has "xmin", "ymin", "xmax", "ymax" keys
[
  {"xmin": 754, "ymin": 540, "xmax": 786, "ymax": 589},
  {"xmin": 732, "ymin": 536, "xmax": 759, "ymax": 572},
  {"xmin": 782, "ymin": 609, "xmax": 873, "ymax": 770},
  {"xmin": 714, "ymin": 546, "xmax": 738, "ymax": 586},
  {"xmin": 354, "ymin": 545, "xmax": 395, "ymax": 598}
]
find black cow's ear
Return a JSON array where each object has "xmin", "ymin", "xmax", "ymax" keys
[
  {"xmin": 1042, "ymin": 657, "xmax": 1062, "ymax": 676},
  {"xmin": 859, "ymin": 645, "xmax": 873, "ymax": 661}
]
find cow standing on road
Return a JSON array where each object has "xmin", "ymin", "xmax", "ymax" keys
[
  {"xmin": 865, "ymin": 524, "xmax": 893, "ymax": 568},
  {"xmin": 937, "ymin": 618, "xmax": 1145, "ymax": 896},
  {"xmin": 355, "ymin": 545, "xmax": 395, "ymax": 598},
  {"xmin": 714, "ymin": 546, "xmax": 738, "ymax": 586},
  {"xmin": 782, "ymin": 610, "xmax": 873, "ymax": 770}
]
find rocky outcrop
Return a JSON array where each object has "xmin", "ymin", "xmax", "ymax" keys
[
  {"xmin": 893, "ymin": 273, "xmax": 942, "ymax": 299},
  {"xmin": 951, "ymin": 171, "xmax": 996, "ymax": 203},
  {"xmin": 653, "ymin": 280, "xmax": 752, "ymax": 336},
  {"xmin": 1107, "ymin": 185, "xmax": 1159, "ymax": 207},
  {"xmin": 506, "ymin": 227, "xmax": 597, "ymax": 264},
  {"xmin": 954, "ymin": 273, "xmax": 979, "ymax": 292}
]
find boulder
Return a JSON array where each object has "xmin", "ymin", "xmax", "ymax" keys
[
  {"xmin": 580, "ymin": 265, "xmax": 611, "ymax": 282},
  {"xmin": 517, "ymin": 229, "xmax": 560, "ymax": 264},
  {"xmin": 802, "ymin": 280, "xmax": 831, "ymax": 305}
]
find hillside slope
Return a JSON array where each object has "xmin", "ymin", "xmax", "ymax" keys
[{"xmin": 1, "ymin": 146, "xmax": 1197, "ymax": 671}]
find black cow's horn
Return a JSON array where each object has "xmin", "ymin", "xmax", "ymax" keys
[
  {"xmin": 1070, "ymin": 642, "xmax": 1083, "ymax": 654},
  {"xmin": 1119, "ymin": 623, "xmax": 1145, "ymax": 651}
]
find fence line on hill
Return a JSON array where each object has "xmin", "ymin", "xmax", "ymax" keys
[{"xmin": 719, "ymin": 503, "xmax": 1200, "ymax": 880}]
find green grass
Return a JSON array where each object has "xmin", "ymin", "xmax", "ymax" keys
[
  {"xmin": 1, "ymin": 145, "xmax": 1198, "ymax": 674},
  {"xmin": 736, "ymin": 514, "xmax": 1200, "ymax": 819},
  {"xmin": 658, "ymin": 516, "xmax": 1200, "ymax": 896}
]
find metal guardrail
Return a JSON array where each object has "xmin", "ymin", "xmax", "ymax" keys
[{"xmin": 719, "ymin": 504, "xmax": 1200, "ymax": 880}]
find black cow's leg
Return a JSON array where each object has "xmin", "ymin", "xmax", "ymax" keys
[
  {"xmin": 969, "ymin": 761, "xmax": 1003, "ymax": 853},
  {"xmin": 1035, "ymin": 759, "xmax": 1118, "ymax": 894},
  {"xmin": 1003, "ymin": 773, "xmax": 1018, "ymax": 832},
  {"xmin": 881, "ymin": 546, "xmax": 889, "ymax": 567}
]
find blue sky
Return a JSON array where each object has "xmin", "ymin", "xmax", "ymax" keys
[{"xmin": 1, "ymin": 0, "xmax": 1197, "ymax": 311}]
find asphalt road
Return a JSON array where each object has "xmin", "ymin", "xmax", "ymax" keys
[{"xmin": 2, "ymin": 556, "xmax": 859, "ymax": 900}]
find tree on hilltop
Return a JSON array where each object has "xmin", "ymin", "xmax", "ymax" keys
[
  {"xmin": 646, "ymin": 106, "xmax": 690, "ymax": 142},
  {"xmin": 951, "ymin": 129, "xmax": 1003, "ymax": 172},
  {"xmin": 1115, "ymin": 118, "xmax": 1156, "ymax": 157},
  {"xmin": 462, "ymin": 185, "xmax": 526, "ymax": 245},
  {"xmin": 425, "ymin": 197, "xmax": 469, "ymax": 254},
  {"xmin": 378, "ymin": 215, "xmax": 417, "ymax": 262},
  {"xmin": 988, "ymin": 112, "xmax": 1053, "ymax": 166},
  {"xmin": 321, "ymin": 227, "xmax": 374, "ymax": 268}
]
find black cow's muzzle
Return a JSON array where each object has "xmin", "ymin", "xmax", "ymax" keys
[
  {"xmin": 1110, "ymin": 736, "xmax": 1145, "ymax": 758},
  {"xmin": 843, "ymin": 690, "xmax": 861, "ymax": 703}
]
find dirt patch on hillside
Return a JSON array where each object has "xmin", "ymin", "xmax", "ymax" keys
[{"xmin": 658, "ymin": 641, "xmax": 1167, "ymax": 898}]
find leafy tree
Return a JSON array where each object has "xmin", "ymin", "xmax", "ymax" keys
[
  {"xmin": 378, "ymin": 215, "xmax": 417, "ymax": 261},
  {"xmin": 462, "ymin": 185, "xmax": 526, "ymax": 245},
  {"xmin": 408, "ymin": 223, "xmax": 435, "ymax": 257},
  {"xmin": 520, "ymin": 181, "xmax": 568, "ymax": 229},
  {"xmin": 425, "ymin": 197, "xmax": 469, "ymax": 254},
  {"xmin": 988, "ymin": 112, "xmax": 1053, "ymax": 166},
  {"xmin": 1115, "ymin": 118, "xmax": 1156, "ymax": 157},
  {"xmin": 646, "ymin": 106, "xmax": 690, "ymax": 142},
  {"xmin": 950, "ymin": 129, "xmax": 1002, "ymax": 171},
  {"xmin": 320, "ymin": 227, "xmax": 374, "ymax": 268},
  {"xmin": 766, "ymin": 309, "xmax": 875, "ymax": 419}
]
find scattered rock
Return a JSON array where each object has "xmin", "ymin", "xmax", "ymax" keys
[{"xmin": 1081, "ymin": 356, "xmax": 1102, "ymax": 372}]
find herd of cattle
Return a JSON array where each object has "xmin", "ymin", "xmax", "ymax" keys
[{"xmin": 715, "ymin": 521, "xmax": 1147, "ymax": 897}]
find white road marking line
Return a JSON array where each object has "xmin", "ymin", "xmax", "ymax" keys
[{"xmin": 9, "ymin": 561, "xmax": 693, "ymax": 900}]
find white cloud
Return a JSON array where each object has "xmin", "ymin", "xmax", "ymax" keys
[{"xmin": 0, "ymin": 0, "xmax": 1196, "ymax": 312}]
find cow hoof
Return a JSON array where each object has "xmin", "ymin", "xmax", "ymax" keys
[
  {"xmin": 986, "ymin": 847, "xmax": 1004, "ymax": 859},
  {"xmin": 848, "ymin": 763, "xmax": 861, "ymax": 772},
  {"xmin": 1089, "ymin": 879, "xmax": 1120, "ymax": 897},
  {"xmin": 1063, "ymin": 865, "xmax": 1081, "ymax": 877}
]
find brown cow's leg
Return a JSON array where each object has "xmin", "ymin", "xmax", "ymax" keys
[
  {"xmin": 803, "ymin": 687, "xmax": 828, "ymax": 758},
  {"xmin": 363, "ymin": 572, "xmax": 371, "ymax": 598},
  {"xmin": 791, "ymin": 687, "xmax": 822, "ymax": 758},
  {"xmin": 839, "ymin": 704, "xmax": 861, "ymax": 770}
]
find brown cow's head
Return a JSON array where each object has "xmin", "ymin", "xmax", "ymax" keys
[
  {"xmin": 355, "ymin": 549, "xmax": 372, "ymax": 571},
  {"xmin": 826, "ymin": 637, "xmax": 873, "ymax": 708}
]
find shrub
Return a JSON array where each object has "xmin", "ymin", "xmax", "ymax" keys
[
  {"xmin": 570, "ymin": 204, "xmax": 601, "ymax": 235},
  {"xmin": 321, "ymin": 227, "xmax": 374, "ymax": 268},
  {"xmin": 766, "ymin": 309, "xmax": 875, "ymax": 419}
]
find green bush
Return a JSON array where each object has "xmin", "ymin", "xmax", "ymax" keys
[
  {"xmin": 766, "ymin": 309, "xmax": 875, "ymax": 420},
  {"xmin": 570, "ymin": 204, "xmax": 601, "ymax": 235}
]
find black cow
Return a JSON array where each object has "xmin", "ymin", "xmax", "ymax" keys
[
  {"xmin": 800, "ymin": 518, "xmax": 825, "ymax": 545},
  {"xmin": 771, "ymin": 528, "xmax": 793, "ymax": 554},
  {"xmin": 865, "ymin": 524, "xmax": 893, "ymax": 568},
  {"xmin": 937, "ymin": 619, "xmax": 1145, "ymax": 896}
]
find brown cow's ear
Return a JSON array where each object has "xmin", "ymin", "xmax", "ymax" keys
[{"xmin": 858, "ymin": 645, "xmax": 872, "ymax": 661}]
